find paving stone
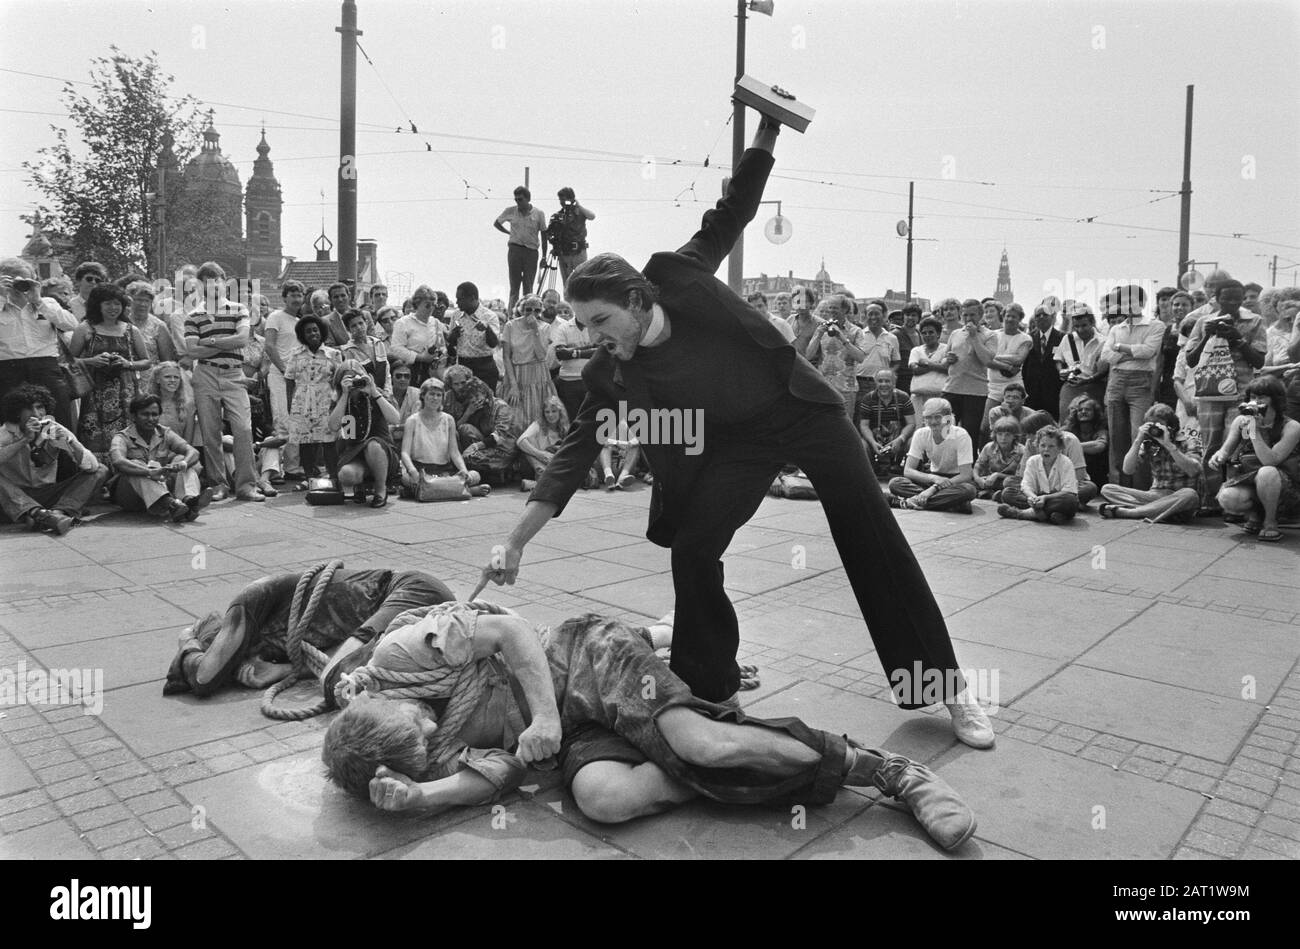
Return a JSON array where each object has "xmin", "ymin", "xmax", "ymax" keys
[
  {"xmin": 0, "ymin": 803, "xmax": 62, "ymax": 833},
  {"xmin": 141, "ymin": 804, "xmax": 195, "ymax": 832},
  {"xmin": 0, "ymin": 817, "xmax": 96, "ymax": 859},
  {"xmin": 1249, "ymin": 830, "xmax": 1300, "ymax": 858},
  {"xmin": 70, "ymin": 803, "xmax": 132, "ymax": 832},
  {"xmin": 97, "ymin": 681, "xmax": 274, "ymax": 757},
  {"xmin": 1181, "ymin": 830, "xmax": 1242, "ymax": 858},
  {"xmin": 174, "ymin": 838, "xmax": 241, "ymax": 859},
  {"xmin": 1076, "ymin": 745, "xmax": 1124, "ymax": 769},
  {"xmin": 1017, "ymin": 667, "xmax": 1259, "ymax": 763},
  {"xmin": 1178, "ymin": 755, "xmax": 1225, "ymax": 778},
  {"xmin": 1194, "ymin": 814, "xmax": 1252, "ymax": 843},
  {"xmin": 53, "ymin": 787, "xmax": 115, "ymax": 814},
  {"xmin": 84, "ymin": 818, "xmax": 151, "ymax": 850},
  {"xmin": 124, "ymin": 789, "xmax": 183, "ymax": 816},
  {"xmin": 1256, "ymin": 814, "xmax": 1300, "ymax": 842},
  {"xmin": 175, "ymin": 752, "xmax": 483, "ymax": 859},
  {"xmin": 376, "ymin": 800, "xmax": 628, "ymax": 860},
  {"xmin": 1213, "ymin": 782, "xmax": 1270, "ymax": 810},
  {"xmin": 1120, "ymin": 757, "xmax": 1171, "ymax": 781},
  {"xmin": 928, "ymin": 736, "xmax": 1204, "ymax": 859},
  {"xmin": 1133, "ymin": 744, "xmax": 1180, "ymax": 765},
  {"xmin": 1039, "ymin": 734, "xmax": 1087, "ymax": 755},
  {"xmin": 100, "ymin": 836, "xmax": 170, "ymax": 860},
  {"xmin": 793, "ymin": 799, "xmax": 1028, "ymax": 860}
]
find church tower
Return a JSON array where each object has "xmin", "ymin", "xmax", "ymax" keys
[
  {"xmin": 244, "ymin": 127, "xmax": 283, "ymax": 285},
  {"xmin": 174, "ymin": 111, "xmax": 244, "ymax": 275},
  {"xmin": 994, "ymin": 248, "xmax": 1014, "ymax": 305}
]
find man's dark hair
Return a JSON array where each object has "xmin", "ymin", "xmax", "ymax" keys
[
  {"xmin": 73, "ymin": 261, "xmax": 108, "ymax": 283},
  {"xmin": 1155, "ymin": 286, "xmax": 1177, "ymax": 301},
  {"xmin": 281, "ymin": 279, "xmax": 306, "ymax": 298},
  {"xmin": 1215, "ymin": 279, "xmax": 1244, "ymax": 299},
  {"xmin": 129, "ymin": 393, "xmax": 162, "ymax": 415},
  {"xmin": 1243, "ymin": 282, "xmax": 1263, "ymax": 295},
  {"xmin": 328, "ymin": 282, "xmax": 350, "ymax": 298},
  {"xmin": 961, "ymin": 298, "xmax": 983, "ymax": 310},
  {"xmin": 196, "ymin": 261, "xmax": 225, "ymax": 283},
  {"xmin": 566, "ymin": 253, "xmax": 659, "ymax": 312},
  {"xmin": 85, "ymin": 284, "xmax": 131, "ymax": 325},
  {"xmin": 1, "ymin": 384, "xmax": 54, "ymax": 424},
  {"xmin": 918, "ymin": 316, "xmax": 943, "ymax": 334},
  {"xmin": 114, "ymin": 271, "xmax": 147, "ymax": 290},
  {"xmin": 514, "ymin": 186, "xmax": 531, "ymax": 200},
  {"xmin": 343, "ymin": 308, "xmax": 366, "ymax": 329},
  {"xmin": 456, "ymin": 282, "xmax": 479, "ymax": 299},
  {"xmin": 902, "ymin": 302, "xmax": 923, "ymax": 318}
]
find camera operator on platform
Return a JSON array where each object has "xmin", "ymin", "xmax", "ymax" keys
[{"xmin": 548, "ymin": 187, "xmax": 596, "ymax": 288}]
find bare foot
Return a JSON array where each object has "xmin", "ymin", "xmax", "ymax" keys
[{"xmin": 236, "ymin": 657, "xmax": 294, "ymax": 689}]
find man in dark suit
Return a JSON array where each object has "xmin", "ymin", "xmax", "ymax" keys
[
  {"xmin": 476, "ymin": 116, "xmax": 994, "ymax": 750},
  {"xmin": 1023, "ymin": 303, "xmax": 1066, "ymax": 418}
]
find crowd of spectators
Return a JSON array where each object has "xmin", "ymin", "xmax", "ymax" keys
[{"xmin": 2, "ymin": 254, "xmax": 1297, "ymax": 544}]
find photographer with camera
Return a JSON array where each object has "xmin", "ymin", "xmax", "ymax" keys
[
  {"xmin": 328, "ymin": 360, "xmax": 401, "ymax": 508},
  {"xmin": 388, "ymin": 286, "xmax": 449, "ymax": 388},
  {"xmin": 0, "ymin": 383, "xmax": 107, "ymax": 535},
  {"xmin": 1184, "ymin": 278, "xmax": 1268, "ymax": 505},
  {"xmin": 0, "ymin": 257, "xmax": 80, "ymax": 429},
  {"xmin": 805, "ymin": 293, "xmax": 865, "ymax": 414},
  {"xmin": 1097, "ymin": 403, "xmax": 1203, "ymax": 522},
  {"xmin": 547, "ymin": 187, "xmax": 596, "ymax": 287},
  {"xmin": 856, "ymin": 368, "xmax": 914, "ymax": 475},
  {"xmin": 1209, "ymin": 376, "xmax": 1300, "ymax": 541},
  {"xmin": 445, "ymin": 282, "xmax": 501, "ymax": 392}
]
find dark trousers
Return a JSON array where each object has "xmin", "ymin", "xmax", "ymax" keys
[
  {"xmin": 506, "ymin": 243, "xmax": 539, "ymax": 310},
  {"xmin": 668, "ymin": 395, "xmax": 962, "ymax": 705},
  {"xmin": 0, "ymin": 357, "xmax": 74, "ymax": 429},
  {"xmin": 946, "ymin": 393, "xmax": 986, "ymax": 438},
  {"xmin": 555, "ymin": 377, "xmax": 587, "ymax": 424},
  {"xmin": 0, "ymin": 465, "xmax": 108, "ymax": 523},
  {"xmin": 458, "ymin": 355, "xmax": 499, "ymax": 393}
]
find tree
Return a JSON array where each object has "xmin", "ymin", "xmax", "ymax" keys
[{"xmin": 23, "ymin": 48, "xmax": 205, "ymax": 277}]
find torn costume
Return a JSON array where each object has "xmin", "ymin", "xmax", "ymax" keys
[
  {"xmin": 342, "ymin": 605, "xmax": 849, "ymax": 807},
  {"xmin": 164, "ymin": 569, "xmax": 454, "ymax": 696}
]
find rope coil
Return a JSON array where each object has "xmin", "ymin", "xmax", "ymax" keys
[{"xmin": 260, "ymin": 559, "xmax": 344, "ymax": 721}]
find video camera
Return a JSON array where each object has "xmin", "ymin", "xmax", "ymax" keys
[{"xmin": 545, "ymin": 196, "xmax": 586, "ymax": 256}]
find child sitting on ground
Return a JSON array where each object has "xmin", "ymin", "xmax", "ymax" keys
[
  {"xmin": 972, "ymin": 416, "xmax": 1025, "ymax": 499},
  {"xmin": 998, "ymin": 426, "xmax": 1079, "ymax": 524}
]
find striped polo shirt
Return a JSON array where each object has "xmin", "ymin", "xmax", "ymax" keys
[{"xmin": 185, "ymin": 300, "xmax": 250, "ymax": 369}]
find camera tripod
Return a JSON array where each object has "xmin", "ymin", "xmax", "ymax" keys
[{"xmin": 534, "ymin": 245, "xmax": 560, "ymax": 298}]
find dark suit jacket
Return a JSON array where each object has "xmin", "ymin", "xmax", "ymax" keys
[
  {"xmin": 531, "ymin": 147, "xmax": 843, "ymax": 546},
  {"xmin": 1024, "ymin": 328, "xmax": 1065, "ymax": 411}
]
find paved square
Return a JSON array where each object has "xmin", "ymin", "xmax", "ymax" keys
[{"xmin": 2, "ymin": 483, "xmax": 1297, "ymax": 860}]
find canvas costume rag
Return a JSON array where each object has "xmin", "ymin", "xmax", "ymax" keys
[
  {"xmin": 529, "ymin": 146, "xmax": 966, "ymax": 705},
  {"xmin": 163, "ymin": 568, "xmax": 454, "ymax": 697},
  {"xmin": 339, "ymin": 604, "xmax": 849, "ymax": 807}
]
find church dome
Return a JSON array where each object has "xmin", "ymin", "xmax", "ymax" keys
[{"xmin": 184, "ymin": 116, "xmax": 242, "ymax": 191}]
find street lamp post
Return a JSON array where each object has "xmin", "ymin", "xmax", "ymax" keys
[{"xmin": 727, "ymin": 0, "xmax": 773, "ymax": 294}]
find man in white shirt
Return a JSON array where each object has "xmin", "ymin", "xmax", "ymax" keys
[
  {"xmin": 388, "ymin": 285, "xmax": 449, "ymax": 387},
  {"xmin": 854, "ymin": 302, "xmax": 901, "ymax": 386},
  {"xmin": 886, "ymin": 397, "xmax": 978, "ymax": 513},
  {"xmin": 549, "ymin": 311, "xmax": 597, "ymax": 422},
  {"xmin": 263, "ymin": 279, "xmax": 305, "ymax": 478},
  {"xmin": 1053, "ymin": 302, "xmax": 1107, "ymax": 420},
  {"xmin": 0, "ymin": 258, "xmax": 80, "ymax": 427},
  {"xmin": 494, "ymin": 186, "xmax": 548, "ymax": 311},
  {"xmin": 1099, "ymin": 284, "xmax": 1165, "ymax": 485}
]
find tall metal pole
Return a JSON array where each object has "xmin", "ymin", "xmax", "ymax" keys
[
  {"xmin": 337, "ymin": 0, "xmax": 361, "ymax": 284},
  {"xmin": 1177, "ymin": 84, "xmax": 1193, "ymax": 285},
  {"xmin": 905, "ymin": 181, "xmax": 915, "ymax": 301},
  {"xmin": 525, "ymin": 166, "xmax": 530, "ymax": 190},
  {"xmin": 1271, "ymin": 254, "xmax": 1278, "ymax": 288},
  {"xmin": 727, "ymin": 0, "xmax": 747, "ymax": 293}
]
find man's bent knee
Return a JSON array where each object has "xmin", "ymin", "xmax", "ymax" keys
[{"xmin": 571, "ymin": 761, "xmax": 687, "ymax": 824}]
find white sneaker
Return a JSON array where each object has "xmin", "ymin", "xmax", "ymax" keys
[{"xmin": 946, "ymin": 700, "xmax": 995, "ymax": 749}]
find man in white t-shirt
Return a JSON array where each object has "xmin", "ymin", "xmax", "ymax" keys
[
  {"xmin": 494, "ymin": 186, "xmax": 549, "ymax": 311},
  {"xmin": 263, "ymin": 280, "xmax": 305, "ymax": 478},
  {"xmin": 886, "ymin": 397, "xmax": 978, "ymax": 513}
]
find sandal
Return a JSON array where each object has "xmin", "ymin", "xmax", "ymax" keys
[
  {"xmin": 1098, "ymin": 503, "xmax": 1118, "ymax": 519},
  {"xmin": 1258, "ymin": 528, "xmax": 1283, "ymax": 542},
  {"xmin": 1242, "ymin": 519, "xmax": 1262, "ymax": 535},
  {"xmin": 368, "ymin": 491, "xmax": 388, "ymax": 508}
]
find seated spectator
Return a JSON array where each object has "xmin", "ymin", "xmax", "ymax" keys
[
  {"xmin": 599, "ymin": 419, "xmax": 642, "ymax": 490},
  {"xmin": 1063, "ymin": 394, "xmax": 1109, "ymax": 487},
  {"xmin": 108, "ymin": 394, "xmax": 212, "ymax": 523},
  {"xmin": 973, "ymin": 417, "xmax": 1025, "ymax": 499},
  {"xmin": 1210, "ymin": 376, "xmax": 1300, "ymax": 541},
  {"xmin": 517, "ymin": 395, "xmax": 568, "ymax": 491},
  {"xmin": 147, "ymin": 361, "xmax": 197, "ymax": 446},
  {"xmin": 329, "ymin": 361, "xmax": 402, "ymax": 507},
  {"xmin": 985, "ymin": 382, "xmax": 1031, "ymax": 435},
  {"xmin": 1002, "ymin": 410, "xmax": 1100, "ymax": 507},
  {"xmin": 442, "ymin": 364, "xmax": 498, "ymax": 448},
  {"xmin": 285, "ymin": 315, "xmax": 342, "ymax": 480},
  {"xmin": 855, "ymin": 368, "xmax": 914, "ymax": 476},
  {"xmin": 907, "ymin": 316, "xmax": 949, "ymax": 421},
  {"xmin": 388, "ymin": 364, "xmax": 421, "ymax": 448},
  {"xmin": 461, "ymin": 396, "xmax": 520, "ymax": 483},
  {"xmin": 1259, "ymin": 294, "xmax": 1300, "ymax": 422},
  {"xmin": 997, "ymin": 426, "xmax": 1079, "ymax": 524},
  {"xmin": 398, "ymin": 378, "xmax": 484, "ymax": 498},
  {"xmin": 1098, "ymin": 403, "xmax": 1203, "ymax": 523},
  {"xmin": 0, "ymin": 384, "xmax": 107, "ymax": 535},
  {"xmin": 886, "ymin": 397, "xmax": 977, "ymax": 513},
  {"xmin": 340, "ymin": 308, "xmax": 390, "ymax": 391}
]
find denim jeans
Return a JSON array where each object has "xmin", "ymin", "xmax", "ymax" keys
[{"xmin": 1105, "ymin": 369, "xmax": 1155, "ymax": 486}]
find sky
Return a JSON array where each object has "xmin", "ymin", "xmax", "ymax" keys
[{"xmin": 2, "ymin": 0, "xmax": 1298, "ymax": 309}]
